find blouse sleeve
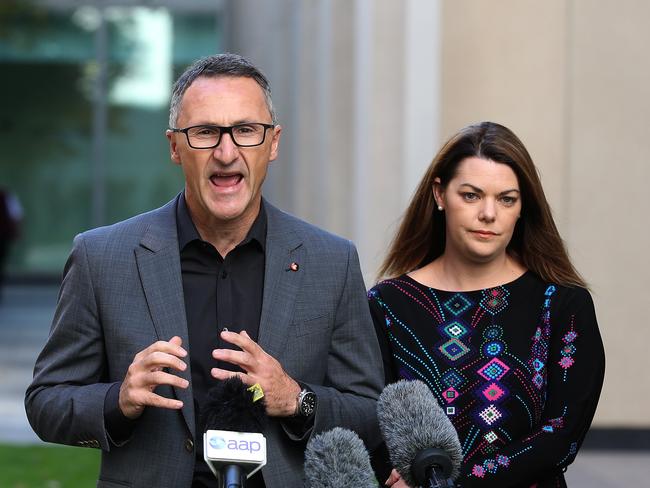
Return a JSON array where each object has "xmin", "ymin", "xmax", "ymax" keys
[
  {"xmin": 458, "ymin": 287, "xmax": 605, "ymax": 487},
  {"xmin": 368, "ymin": 287, "xmax": 399, "ymax": 385}
]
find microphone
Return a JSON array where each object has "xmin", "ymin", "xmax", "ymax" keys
[
  {"xmin": 377, "ymin": 380, "xmax": 463, "ymax": 488},
  {"xmin": 201, "ymin": 377, "xmax": 268, "ymax": 488},
  {"xmin": 304, "ymin": 427, "xmax": 378, "ymax": 488}
]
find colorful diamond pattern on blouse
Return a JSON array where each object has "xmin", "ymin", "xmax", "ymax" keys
[
  {"xmin": 496, "ymin": 454, "xmax": 510, "ymax": 467},
  {"xmin": 481, "ymin": 382, "xmax": 506, "ymax": 402},
  {"xmin": 532, "ymin": 358, "xmax": 545, "ymax": 372},
  {"xmin": 483, "ymin": 325, "xmax": 503, "ymax": 340},
  {"xmin": 441, "ymin": 368, "xmax": 465, "ymax": 388},
  {"xmin": 438, "ymin": 338, "xmax": 470, "ymax": 361},
  {"xmin": 472, "ymin": 465, "xmax": 485, "ymax": 478},
  {"xmin": 483, "ymin": 459, "xmax": 498, "ymax": 474},
  {"xmin": 559, "ymin": 324, "xmax": 578, "ymax": 374},
  {"xmin": 563, "ymin": 330, "xmax": 578, "ymax": 343},
  {"xmin": 443, "ymin": 293, "xmax": 473, "ymax": 316},
  {"xmin": 479, "ymin": 287, "xmax": 510, "ymax": 315},
  {"xmin": 443, "ymin": 387, "xmax": 459, "ymax": 403},
  {"xmin": 532, "ymin": 372, "xmax": 544, "ymax": 388},
  {"xmin": 561, "ymin": 344, "xmax": 576, "ymax": 356},
  {"xmin": 477, "ymin": 358, "xmax": 510, "ymax": 381},
  {"xmin": 443, "ymin": 320, "xmax": 469, "ymax": 338},
  {"xmin": 478, "ymin": 404, "xmax": 503, "ymax": 426},
  {"xmin": 483, "ymin": 340, "xmax": 505, "ymax": 357},
  {"xmin": 559, "ymin": 356, "xmax": 575, "ymax": 369},
  {"xmin": 484, "ymin": 431, "xmax": 498, "ymax": 443}
]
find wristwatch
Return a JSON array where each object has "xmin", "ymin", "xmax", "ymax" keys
[{"xmin": 295, "ymin": 388, "xmax": 317, "ymax": 417}]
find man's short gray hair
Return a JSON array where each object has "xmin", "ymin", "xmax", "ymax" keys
[{"xmin": 168, "ymin": 53, "xmax": 277, "ymax": 128}]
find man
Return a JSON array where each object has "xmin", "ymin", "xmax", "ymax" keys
[{"xmin": 25, "ymin": 54, "xmax": 383, "ymax": 487}]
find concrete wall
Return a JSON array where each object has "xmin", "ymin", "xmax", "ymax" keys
[{"xmin": 226, "ymin": 0, "xmax": 650, "ymax": 428}]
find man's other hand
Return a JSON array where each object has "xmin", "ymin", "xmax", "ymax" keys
[{"xmin": 118, "ymin": 336, "xmax": 189, "ymax": 419}]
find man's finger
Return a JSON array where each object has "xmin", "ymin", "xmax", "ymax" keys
[
  {"xmin": 212, "ymin": 348, "xmax": 252, "ymax": 369},
  {"xmin": 141, "ymin": 391, "xmax": 184, "ymax": 410},
  {"xmin": 140, "ymin": 351, "xmax": 187, "ymax": 373},
  {"xmin": 145, "ymin": 370, "xmax": 189, "ymax": 390},
  {"xmin": 219, "ymin": 330, "xmax": 258, "ymax": 352},
  {"xmin": 134, "ymin": 339, "xmax": 187, "ymax": 362},
  {"xmin": 210, "ymin": 368, "xmax": 251, "ymax": 384}
]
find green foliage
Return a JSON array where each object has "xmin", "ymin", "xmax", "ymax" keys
[{"xmin": 0, "ymin": 444, "xmax": 100, "ymax": 487}]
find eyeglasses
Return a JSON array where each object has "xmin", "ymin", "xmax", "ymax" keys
[{"xmin": 169, "ymin": 123, "xmax": 275, "ymax": 149}]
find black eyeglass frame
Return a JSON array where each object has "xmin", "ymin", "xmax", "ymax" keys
[{"xmin": 169, "ymin": 123, "xmax": 276, "ymax": 149}]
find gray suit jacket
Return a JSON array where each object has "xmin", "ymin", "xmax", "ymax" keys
[{"xmin": 25, "ymin": 196, "xmax": 384, "ymax": 487}]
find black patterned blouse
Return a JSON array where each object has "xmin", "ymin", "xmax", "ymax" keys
[{"xmin": 368, "ymin": 271, "xmax": 605, "ymax": 488}]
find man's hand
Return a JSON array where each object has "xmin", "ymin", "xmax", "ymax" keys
[
  {"xmin": 211, "ymin": 330, "xmax": 301, "ymax": 417},
  {"xmin": 118, "ymin": 336, "xmax": 189, "ymax": 419}
]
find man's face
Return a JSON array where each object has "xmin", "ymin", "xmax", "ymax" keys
[{"xmin": 167, "ymin": 76, "xmax": 281, "ymax": 230}]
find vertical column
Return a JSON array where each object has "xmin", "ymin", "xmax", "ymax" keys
[
  {"xmin": 402, "ymin": 0, "xmax": 441, "ymax": 207},
  {"xmin": 351, "ymin": 0, "xmax": 373, "ymax": 271}
]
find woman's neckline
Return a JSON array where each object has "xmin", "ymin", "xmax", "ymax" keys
[{"xmin": 401, "ymin": 269, "xmax": 532, "ymax": 293}]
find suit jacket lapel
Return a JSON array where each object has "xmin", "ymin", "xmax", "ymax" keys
[
  {"xmin": 134, "ymin": 196, "xmax": 195, "ymax": 438},
  {"xmin": 258, "ymin": 202, "xmax": 304, "ymax": 360}
]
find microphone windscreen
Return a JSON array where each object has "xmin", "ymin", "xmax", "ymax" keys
[
  {"xmin": 377, "ymin": 380, "xmax": 463, "ymax": 485},
  {"xmin": 201, "ymin": 377, "xmax": 267, "ymax": 434},
  {"xmin": 304, "ymin": 427, "xmax": 378, "ymax": 488}
]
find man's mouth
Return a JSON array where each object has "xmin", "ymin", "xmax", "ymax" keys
[{"xmin": 210, "ymin": 173, "xmax": 243, "ymax": 188}]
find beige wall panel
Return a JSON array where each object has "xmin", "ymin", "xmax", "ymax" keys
[
  {"xmin": 441, "ymin": 0, "xmax": 568, "ymax": 226},
  {"xmin": 441, "ymin": 0, "xmax": 650, "ymax": 427},
  {"xmin": 567, "ymin": 0, "xmax": 650, "ymax": 427},
  {"xmin": 326, "ymin": 0, "xmax": 356, "ymax": 235},
  {"xmin": 359, "ymin": 0, "xmax": 408, "ymax": 276}
]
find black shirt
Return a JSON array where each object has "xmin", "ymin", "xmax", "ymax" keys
[{"xmin": 176, "ymin": 194, "xmax": 267, "ymax": 488}]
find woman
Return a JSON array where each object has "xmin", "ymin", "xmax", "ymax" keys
[{"xmin": 368, "ymin": 122, "xmax": 605, "ymax": 487}]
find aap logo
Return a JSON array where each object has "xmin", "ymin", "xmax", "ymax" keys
[{"xmin": 209, "ymin": 436, "xmax": 227, "ymax": 450}]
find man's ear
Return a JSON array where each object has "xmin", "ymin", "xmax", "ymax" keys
[
  {"xmin": 166, "ymin": 130, "xmax": 181, "ymax": 165},
  {"xmin": 268, "ymin": 125, "xmax": 282, "ymax": 162}
]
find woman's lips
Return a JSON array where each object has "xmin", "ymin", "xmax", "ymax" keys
[{"xmin": 471, "ymin": 230, "xmax": 498, "ymax": 238}]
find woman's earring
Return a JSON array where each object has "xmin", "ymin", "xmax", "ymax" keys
[{"xmin": 437, "ymin": 205, "xmax": 443, "ymax": 211}]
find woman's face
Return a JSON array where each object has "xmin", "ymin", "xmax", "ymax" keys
[{"xmin": 434, "ymin": 156, "xmax": 522, "ymax": 265}]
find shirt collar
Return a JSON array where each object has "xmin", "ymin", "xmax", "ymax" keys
[{"xmin": 176, "ymin": 192, "xmax": 267, "ymax": 252}]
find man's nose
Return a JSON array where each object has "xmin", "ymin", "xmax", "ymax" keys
[{"xmin": 213, "ymin": 132, "xmax": 239, "ymax": 164}]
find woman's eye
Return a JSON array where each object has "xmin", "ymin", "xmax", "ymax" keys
[
  {"xmin": 462, "ymin": 192, "xmax": 478, "ymax": 201},
  {"xmin": 501, "ymin": 196, "xmax": 518, "ymax": 205}
]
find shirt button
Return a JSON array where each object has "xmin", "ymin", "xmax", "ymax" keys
[{"xmin": 185, "ymin": 438, "xmax": 194, "ymax": 453}]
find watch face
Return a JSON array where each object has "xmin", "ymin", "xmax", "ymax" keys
[{"xmin": 300, "ymin": 391, "xmax": 317, "ymax": 416}]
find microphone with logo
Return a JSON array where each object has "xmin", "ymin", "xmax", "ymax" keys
[
  {"xmin": 377, "ymin": 380, "xmax": 463, "ymax": 488},
  {"xmin": 304, "ymin": 427, "xmax": 378, "ymax": 488},
  {"xmin": 201, "ymin": 377, "xmax": 267, "ymax": 488}
]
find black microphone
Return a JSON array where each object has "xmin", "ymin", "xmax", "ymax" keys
[
  {"xmin": 201, "ymin": 377, "xmax": 268, "ymax": 488},
  {"xmin": 304, "ymin": 427, "xmax": 378, "ymax": 488},
  {"xmin": 377, "ymin": 380, "xmax": 463, "ymax": 488}
]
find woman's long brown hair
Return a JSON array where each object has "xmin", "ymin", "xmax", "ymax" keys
[{"xmin": 378, "ymin": 122, "xmax": 586, "ymax": 288}]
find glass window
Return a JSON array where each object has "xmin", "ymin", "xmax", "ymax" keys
[{"xmin": 0, "ymin": 3, "xmax": 222, "ymax": 276}]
